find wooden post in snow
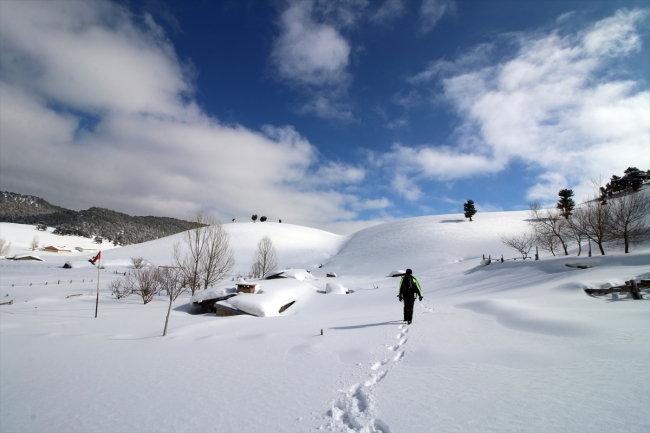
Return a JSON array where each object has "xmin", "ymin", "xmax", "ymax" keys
[
  {"xmin": 629, "ymin": 280, "xmax": 642, "ymax": 300},
  {"xmin": 94, "ymin": 253, "xmax": 101, "ymax": 318}
]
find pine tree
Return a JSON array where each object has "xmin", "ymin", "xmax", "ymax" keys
[
  {"xmin": 463, "ymin": 200, "xmax": 477, "ymax": 222},
  {"xmin": 556, "ymin": 189, "xmax": 575, "ymax": 219}
]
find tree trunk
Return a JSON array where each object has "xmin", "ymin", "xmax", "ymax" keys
[
  {"xmin": 163, "ymin": 298, "xmax": 173, "ymax": 336},
  {"xmin": 597, "ymin": 241, "xmax": 605, "ymax": 256}
]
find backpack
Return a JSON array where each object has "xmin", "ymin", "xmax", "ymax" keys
[{"xmin": 402, "ymin": 275, "xmax": 416, "ymax": 296}]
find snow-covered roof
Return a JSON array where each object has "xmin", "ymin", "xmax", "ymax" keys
[
  {"xmin": 13, "ymin": 254, "xmax": 44, "ymax": 261},
  {"xmin": 63, "ymin": 260, "xmax": 94, "ymax": 268},
  {"xmin": 43, "ymin": 246, "xmax": 72, "ymax": 252},
  {"xmin": 190, "ymin": 285, "xmax": 237, "ymax": 305},
  {"xmin": 263, "ymin": 268, "xmax": 313, "ymax": 281},
  {"xmin": 227, "ymin": 278, "xmax": 314, "ymax": 317},
  {"xmin": 325, "ymin": 282, "xmax": 347, "ymax": 294}
]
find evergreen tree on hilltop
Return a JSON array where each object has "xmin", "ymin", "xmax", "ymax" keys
[
  {"xmin": 623, "ymin": 167, "xmax": 646, "ymax": 191},
  {"xmin": 464, "ymin": 200, "xmax": 477, "ymax": 222},
  {"xmin": 556, "ymin": 189, "xmax": 575, "ymax": 219}
]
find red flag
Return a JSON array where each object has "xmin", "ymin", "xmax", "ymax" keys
[{"xmin": 89, "ymin": 251, "xmax": 101, "ymax": 265}]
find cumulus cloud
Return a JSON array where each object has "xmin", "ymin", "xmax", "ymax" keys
[
  {"xmin": 270, "ymin": 0, "xmax": 365, "ymax": 120},
  {"xmin": 271, "ymin": 1, "xmax": 351, "ymax": 87},
  {"xmin": 392, "ymin": 174, "xmax": 423, "ymax": 202},
  {"xmin": 0, "ymin": 0, "xmax": 376, "ymax": 234},
  {"xmin": 390, "ymin": 8, "xmax": 650, "ymax": 202}
]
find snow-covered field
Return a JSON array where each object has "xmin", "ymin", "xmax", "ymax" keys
[{"xmin": 1, "ymin": 213, "xmax": 648, "ymax": 432}]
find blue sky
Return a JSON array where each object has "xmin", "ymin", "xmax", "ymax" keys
[{"xmin": 1, "ymin": 0, "xmax": 648, "ymax": 234}]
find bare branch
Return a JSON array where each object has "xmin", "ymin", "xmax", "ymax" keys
[
  {"xmin": 131, "ymin": 256, "xmax": 146, "ymax": 269},
  {"xmin": 108, "ymin": 277, "xmax": 132, "ymax": 299},
  {"xmin": 500, "ymin": 232, "xmax": 535, "ymax": 259}
]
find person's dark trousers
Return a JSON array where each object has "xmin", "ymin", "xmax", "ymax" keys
[{"xmin": 403, "ymin": 295, "xmax": 415, "ymax": 322}]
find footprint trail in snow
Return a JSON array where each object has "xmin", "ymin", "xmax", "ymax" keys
[{"xmin": 318, "ymin": 324, "xmax": 411, "ymax": 432}]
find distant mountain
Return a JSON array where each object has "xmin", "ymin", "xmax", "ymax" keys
[{"xmin": 0, "ymin": 191, "xmax": 201, "ymax": 245}]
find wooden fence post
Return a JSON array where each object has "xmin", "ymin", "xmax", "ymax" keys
[{"xmin": 629, "ymin": 280, "xmax": 642, "ymax": 300}]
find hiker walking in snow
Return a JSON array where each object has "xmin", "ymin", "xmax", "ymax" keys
[{"xmin": 398, "ymin": 269, "xmax": 423, "ymax": 324}]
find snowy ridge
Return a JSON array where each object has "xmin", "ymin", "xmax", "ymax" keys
[{"xmin": 1, "ymin": 213, "xmax": 649, "ymax": 433}]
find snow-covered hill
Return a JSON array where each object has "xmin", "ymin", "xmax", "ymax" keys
[{"xmin": 1, "ymin": 213, "xmax": 648, "ymax": 433}]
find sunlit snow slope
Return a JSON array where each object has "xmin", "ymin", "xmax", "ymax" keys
[{"xmin": 1, "ymin": 211, "xmax": 648, "ymax": 433}]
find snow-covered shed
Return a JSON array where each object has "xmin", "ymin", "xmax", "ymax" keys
[
  {"xmin": 13, "ymin": 254, "xmax": 44, "ymax": 261},
  {"xmin": 43, "ymin": 246, "xmax": 72, "ymax": 253},
  {"xmin": 263, "ymin": 269, "xmax": 313, "ymax": 281},
  {"xmin": 236, "ymin": 279, "xmax": 260, "ymax": 294},
  {"xmin": 75, "ymin": 247, "xmax": 97, "ymax": 252}
]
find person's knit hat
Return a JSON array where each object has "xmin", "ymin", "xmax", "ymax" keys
[{"xmin": 406, "ymin": 269, "xmax": 412, "ymax": 275}]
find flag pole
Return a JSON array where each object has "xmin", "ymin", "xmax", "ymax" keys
[{"xmin": 94, "ymin": 251, "xmax": 101, "ymax": 318}]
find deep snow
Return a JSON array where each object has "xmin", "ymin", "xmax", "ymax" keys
[{"xmin": 1, "ymin": 213, "xmax": 649, "ymax": 433}]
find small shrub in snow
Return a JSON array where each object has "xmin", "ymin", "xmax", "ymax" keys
[
  {"xmin": 108, "ymin": 278, "xmax": 132, "ymax": 299},
  {"xmin": 128, "ymin": 266, "xmax": 160, "ymax": 304},
  {"xmin": 131, "ymin": 256, "xmax": 146, "ymax": 269},
  {"xmin": 500, "ymin": 232, "xmax": 535, "ymax": 259},
  {"xmin": 0, "ymin": 238, "xmax": 11, "ymax": 256},
  {"xmin": 30, "ymin": 235, "xmax": 39, "ymax": 251}
]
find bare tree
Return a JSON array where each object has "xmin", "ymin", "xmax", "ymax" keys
[
  {"xmin": 571, "ymin": 198, "xmax": 613, "ymax": 256},
  {"xmin": 198, "ymin": 221, "xmax": 235, "ymax": 290},
  {"xmin": 501, "ymin": 232, "xmax": 535, "ymax": 259},
  {"xmin": 156, "ymin": 267, "xmax": 186, "ymax": 336},
  {"xmin": 128, "ymin": 266, "xmax": 160, "ymax": 304},
  {"xmin": 529, "ymin": 201, "xmax": 571, "ymax": 255},
  {"xmin": 0, "ymin": 238, "xmax": 11, "ymax": 256},
  {"xmin": 131, "ymin": 256, "xmax": 146, "ymax": 269},
  {"xmin": 533, "ymin": 223, "xmax": 562, "ymax": 256},
  {"xmin": 250, "ymin": 236, "xmax": 278, "ymax": 278},
  {"xmin": 174, "ymin": 210, "xmax": 235, "ymax": 295},
  {"xmin": 108, "ymin": 277, "xmax": 132, "ymax": 299},
  {"xmin": 30, "ymin": 235, "xmax": 40, "ymax": 251},
  {"xmin": 607, "ymin": 191, "xmax": 650, "ymax": 253}
]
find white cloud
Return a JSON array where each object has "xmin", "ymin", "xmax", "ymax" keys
[
  {"xmin": 270, "ymin": 1, "xmax": 359, "ymax": 120},
  {"xmin": 371, "ymin": 0, "xmax": 405, "ymax": 25},
  {"xmin": 353, "ymin": 197, "xmax": 392, "ymax": 211},
  {"xmin": 298, "ymin": 95, "xmax": 354, "ymax": 121},
  {"xmin": 384, "ymin": 144, "xmax": 505, "ymax": 180},
  {"xmin": 392, "ymin": 174, "xmax": 423, "ymax": 201},
  {"xmin": 419, "ymin": 0, "xmax": 455, "ymax": 34},
  {"xmin": 392, "ymin": 8, "xmax": 650, "ymax": 203},
  {"xmin": 0, "ymin": 0, "xmax": 373, "ymax": 233},
  {"xmin": 307, "ymin": 162, "xmax": 365, "ymax": 186},
  {"xmin": 271, "ymin": 1, "xmax": 351, "ymax": 87},
  {"xmin": 583, "ymin": 8, "xmax": 646, "ymax": 56}
]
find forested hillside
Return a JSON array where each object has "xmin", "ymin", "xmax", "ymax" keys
[{"xmin": 0, "ymin": 192, "xmax": 200, "ymax": 245}]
